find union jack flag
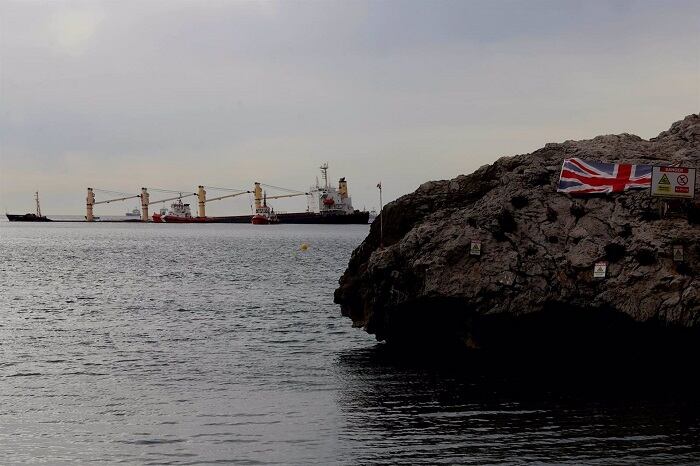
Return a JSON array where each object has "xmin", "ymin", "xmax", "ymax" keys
[{"xmin": 557, "ymin": 158, "xmax": 652, "ymax": 194}]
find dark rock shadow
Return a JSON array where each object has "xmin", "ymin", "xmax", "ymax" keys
[{"xmin": 333, "ymin": 344, "xmax": 700, "ymax": 464}]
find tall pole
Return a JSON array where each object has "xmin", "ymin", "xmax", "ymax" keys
[
  {"xmin": 197, "ymin": 185, "xmax": 206, "ymax": 218},
  {"xmin": 140, "ymin": 187, "xmax": 149, "ymax": 222},
  {"xmin": 86, "ymin": 188, "xmax": 95, "ymax": 222},
  {"xmin": 378, "ymin": 181, "xmax": 383, "ymax": 247},
  {"xmin": 35, "ymin": 191, "xmax": 41, "ymax": 217}
]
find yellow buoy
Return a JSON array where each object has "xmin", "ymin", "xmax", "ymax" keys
[{"xmin": 300, "ymin": 243, "xmax": 309, "ymax": 251}]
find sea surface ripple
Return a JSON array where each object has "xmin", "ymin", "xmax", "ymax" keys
[{"xmin": 1, "ymin": 222, "xmax": 699, "ymax": 464}]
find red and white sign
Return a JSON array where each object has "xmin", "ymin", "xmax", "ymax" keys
[{"xmin": 651, "ymin": 166, "xmax": 696, "ymax": 199}]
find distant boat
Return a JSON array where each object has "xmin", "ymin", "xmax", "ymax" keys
[
  {"xmin": 153, "ymin": 199, "xmax": 210, "ymax": 223},
  {"xmin": 6, "ymin": 192, "xmax": 51, "ymax": 222},
  {"xmin": 251, "ymin": 194, "xmax": 279, "ymax": 225},
  {"xmin": 126, "ymin": 208, "xmax": 140, "ymax": 217}
]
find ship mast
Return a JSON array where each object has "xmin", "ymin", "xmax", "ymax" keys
[
  {"xmin": 320, "ymin": 162, "xmax": 329, "ymax": 189},
  {"xmin": 35, "ymin": 191, "xmax": 41, "ymax": 217}
]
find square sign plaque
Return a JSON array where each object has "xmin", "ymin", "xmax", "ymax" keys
[{"xmin": 651, "ymin": 166, "xmax": 696, "ymax": 199}]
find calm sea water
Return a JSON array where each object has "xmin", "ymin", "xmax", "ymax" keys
[{"xmin": 1, "ymin": 222, "xmax": 699, "ymax": 464}]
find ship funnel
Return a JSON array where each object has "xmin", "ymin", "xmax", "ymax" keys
[{"xmin": 338, "ymin": 177, "xmax": 348, "ymax": 199}]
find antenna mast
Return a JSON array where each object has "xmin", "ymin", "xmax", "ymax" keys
[
  {"xmin": 35, "ymin": 192, "xmax": 41, "ymax": 217},
  {"xmin": 320, "ymin": 162, "xmax": 329, "ymax": 189}
]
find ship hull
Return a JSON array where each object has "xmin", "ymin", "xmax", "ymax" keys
[
  {"xmin": 151, "ymin": 211, "xmax": 370, "ymax": 224},
  {"xmin": 207, "ymin": 215, "xmax": 252, "ymax": 223},
  {"xmin": 251, "ymin": 215, "xmax": 276, "ymax": 225},
  {"xmin": 163, "ymin": 216, "xmax": 214, "ymax": 223},
  {"xmin": 276, "ymin": 211, "xmax": 370, "ymax": 224},
  {"xmin": 6, "ymin": 214, "xmax": 52, "ymax": 222}
]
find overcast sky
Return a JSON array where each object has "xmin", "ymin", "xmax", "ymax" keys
[{"xmin": 1, "ymin": 0, "xmax": 698, "ymax": 216}]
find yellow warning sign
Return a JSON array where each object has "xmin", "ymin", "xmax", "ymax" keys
[{"xmin": 658, "ymin": 174, "xmax": 671, "ymax": 185}]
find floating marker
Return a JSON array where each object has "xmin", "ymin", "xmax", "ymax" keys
[
  {"xmin": 593, "ymin": 261, "xmax": 607, "ymax": 279},
  {"xmin": 673, "ymin": 245, "xmax": 684, "ymax": 262},
  {"xmin": 300, "ymin": 243, "xmax": 309, "ymax": 251},
  {"xmin": 470, "ymin": 239, "xmax": 482, "ymax": 256}
]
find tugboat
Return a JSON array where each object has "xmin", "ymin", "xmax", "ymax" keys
[
  {"xmin": 6, "ymin": 192, "xmax": 52, "ymax": 222},
  {"xmin": 151, "ymin": 207, "xmax": 168, "ymax": 223},
  {"xmin": 251, "ymin": 193, "xmax": 279, "ymax": 225},
  {"xmin": 153, "ymin": 199, "xmax": 210, "ymax": 223}
]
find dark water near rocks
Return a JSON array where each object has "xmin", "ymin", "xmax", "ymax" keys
[{"xmin": 1, "ymin": 222, "xmax": 699, "ymax": 464}]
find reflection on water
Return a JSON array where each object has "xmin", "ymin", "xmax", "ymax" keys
[
  {"xmin": 1, "ymin": 222, "xmax": 698, "ymax": 464},
  {"xmin": 335, "ymin": 345, "xmax": 700, "ymax": 465}
]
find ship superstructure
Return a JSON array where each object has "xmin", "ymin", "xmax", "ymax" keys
[{"xmin": 306, "ymin": 163, "xmax": 356, "ymax": 215}]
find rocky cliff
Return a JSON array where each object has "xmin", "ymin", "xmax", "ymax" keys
[{"xmin": 335, "ymin": 115, "xmax": 700, "ymax": 351}]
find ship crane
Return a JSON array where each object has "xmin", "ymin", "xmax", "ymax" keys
[
  {"xmin": 253, "ymin": 182, "xmax": 308, "ymax": 209},
  {"xmin": 86, "ymin": 188, "xmax": 143, "ymax": 222},
  {"xmin": 148, "ymin": 192, "xmax": 197, "ymax": 205},
  {"xmin": 87, "ymin": 187, "xmax": 198, "ymax": 222},
  {"xmin": 196, "ymin": 186, "xmax": 252, "ymax": 218},
  {"xmin": 265, "ymin": 192, "xmax": 309, "ymax": 200}
]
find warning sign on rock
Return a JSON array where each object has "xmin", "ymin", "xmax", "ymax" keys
[
  {"xmin": 673, "ymin": 245, "xmax": 684, "ymax": 262},
  {"xmin": 470, "ymin": 239, "xmax": 482, "ymax": 256},
  {"xmin": 593, "ymin": 261, "xmax": 607, "ymax": 279},
  {"xmin": 651, "ymin": 166, "xmax": 696, "ymax": 199}
]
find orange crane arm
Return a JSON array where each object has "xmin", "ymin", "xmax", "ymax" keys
[
  {"xmin": 93, "ymin": 194, "xmax": 141, "ymax": 205},
  {"xmin": 205, "ymin": 191, "xmax": 252, "ymax": 203}
]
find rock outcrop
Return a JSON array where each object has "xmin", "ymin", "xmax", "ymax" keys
[{"xmin": 335, "ymin": 115, "xmax": 700, "ymax": 351}]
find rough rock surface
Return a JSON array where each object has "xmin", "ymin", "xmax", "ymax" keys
[{"xmin": 335, "ymin": 115, "xmax": 700, "ymax": 349}]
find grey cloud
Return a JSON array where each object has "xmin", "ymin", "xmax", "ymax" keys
[{"xmin": 1, "ymin": 0, "xmax": 698, "ymax": 214}]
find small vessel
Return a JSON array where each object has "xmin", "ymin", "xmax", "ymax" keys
[
  {"xmin": 6, "ymin": 192, "xmax": 52, "ymax": 222},
  {"xmin": 125, "ymin": 208, "xmax": 140, "ymax": 217},
  {"xmin": 251, "ymin": 194, "xmax": 279, "ymax": 225},
  {"xmin": 153, "ymin": 199, "xmax": 210, "ymax": 223}
]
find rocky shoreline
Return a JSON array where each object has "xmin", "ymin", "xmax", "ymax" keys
[{"xmin": 335, "ymin": 115, "xmax": 700, "ymax": 351}]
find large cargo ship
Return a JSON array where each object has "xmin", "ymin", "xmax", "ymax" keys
[
  {"xmin": 6, "ymin": 192, "xmax": 52, "ymax": 222},
  {"xmin": 153, "ymin": 164, "xmax": 369, "ymax": 224},
  {"xmin": 257, "ymin": 163, "xmax": 369, "ymax": 225},
  {"xmin": 6, "ymin": 168, "xmax": 369, "ymax": 224}
]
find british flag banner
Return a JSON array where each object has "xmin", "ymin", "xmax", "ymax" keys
[{"xmin": 557, "ymin": 158, "xmax": 652, "ymax": 194}]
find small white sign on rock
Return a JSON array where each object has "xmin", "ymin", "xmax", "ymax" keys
[
  {"xmin": 470, "ymin": 239, "xmax": 482, "ymax": 256},
  {"xmin": 593, "ymin": 261, "xmax": 607, "ymax": 279}
]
